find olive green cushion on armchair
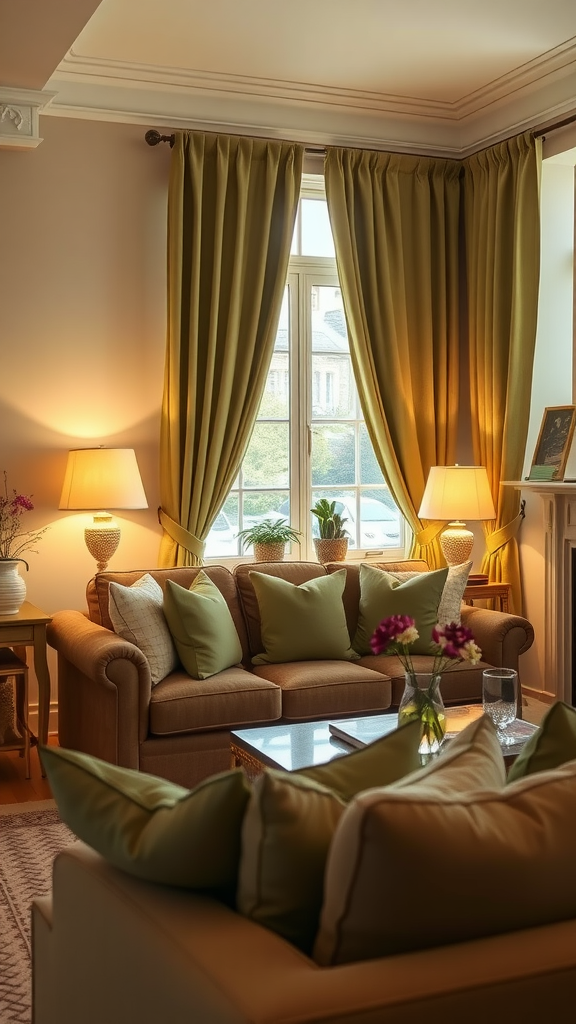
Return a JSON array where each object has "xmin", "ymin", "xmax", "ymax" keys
[
  {"xmin": 40, "ymin": 745, "xmax": 250, "ymax": 902},
  {"xmin": 507, "ymin": 701, "xmax": 576, "ymax": 781}
]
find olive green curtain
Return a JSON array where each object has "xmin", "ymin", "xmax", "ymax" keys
[
  {"xmin": 463, "ymin": 131, "xmax": 540, "ymax": 612},
  {"xmin": 324, "ymin": 148, "xmax": 462, "ymax": 568},
  {"xmin": 159, "ymin": 132, "xmax": 303, "ymax": 566}
]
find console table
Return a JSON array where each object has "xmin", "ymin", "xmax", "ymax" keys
[{"xmin": 0, "ymin": 601, "xmax": 52, "ymax": 775}]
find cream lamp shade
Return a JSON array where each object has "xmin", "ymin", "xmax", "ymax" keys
[
  {"xmin": 418, "ymin": 465, "xmax": 496, "ymax": 566},
  {"xmin": 59, "ymin": 448, "xmax": 148, "ymax": 572}
]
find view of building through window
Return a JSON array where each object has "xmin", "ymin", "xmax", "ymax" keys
[{"xmin": 204, "ymin": 180, "xmax": 403, "ymax": 559}]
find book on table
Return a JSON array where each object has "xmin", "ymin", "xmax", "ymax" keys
[{"xmin": 329, "ymin": 705, "xmax": 535, "ymax": 750}]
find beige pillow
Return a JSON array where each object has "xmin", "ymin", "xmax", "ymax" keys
[
  {"xmin": 314, "ymin": 718, "xmax": 576, "ymax": 966},
  {"xmin": 237, "ymin": 720, "xmax": 422, "ymax": 953},
  {"xmin": 108, "ymin": 573, "xmax": 179, "ymax": 684},
  {"xmin": 250, "ymin": 569, "xmax": 357, "ymax": 664}
]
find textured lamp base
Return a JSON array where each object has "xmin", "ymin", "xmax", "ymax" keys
[
  {"xmin": 439, "ymin": 522, "xmax": 474, "ymax": 567},
  {"xmin": 84, "ymin": 512, "xmax": 121, "ymax": 572}
]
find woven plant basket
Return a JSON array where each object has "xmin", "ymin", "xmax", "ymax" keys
[
  {"xmin": 253, "ymin": 542, "xmax": 286, "ymax": 562},
  {"xmin": 314, "ymin": 538, "xmax": 349, "ymax": 564}
]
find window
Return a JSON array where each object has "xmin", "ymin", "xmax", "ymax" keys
[{"xmin": 205, "ymin": 176, "xmax": 404, "ymax": 559}]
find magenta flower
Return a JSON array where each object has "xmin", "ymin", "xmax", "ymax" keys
[
  {"xmin": 0, "ymin": 471, "xmax": 47, "ymax": 560},
  {"xmin": 371, "ymin": 614, "xmax": 417, "ymax": 655}
]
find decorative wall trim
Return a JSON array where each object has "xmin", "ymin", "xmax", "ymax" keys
[
  {"xmin": 0, "ymin": 88, "xmax": 56, "ymax": 150},
  {"xmin": 54, "ymin": 37, "xmax": 576, "ymax": 122}
]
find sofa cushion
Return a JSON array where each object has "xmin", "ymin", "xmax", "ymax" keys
[
  {"xmin": 249, "ymin": 570, "xmax": 357, "ymax": 665},
  {"xmin": 40, "ymin": 745, "xmax": 250, "ymax": 902},
  {"xmin": 148, "ymin": 666, "xmax": 282, "ymax": 735},
  {"xmin": 108, "ymin": 573, "xmax": 179, "ymax": 685},
  {"xmin": 251, "ymin": 660, "xmax": 391, "ymax": 720},
  {"xmin": 507, "ymin": 701, "xmax": 576, "ymax": 782},
  {"xmin": 353, "ymin": 562, "xmax": 448, "ymax": 656},
  {"xmin": 236, "ymin": 720, "xmax": 422, "ymax": 953},
  {"xmin": 163, "ymin": 571, "xmax": 243, "ymax": 679},
  {"xmin": 313, "ymin": 717, "xmax": 576, "ymax": 966}
]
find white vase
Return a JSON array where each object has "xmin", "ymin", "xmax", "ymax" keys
[{"xmin": 0, "ymin": 559, "xmax": 27, "ymax": 615}]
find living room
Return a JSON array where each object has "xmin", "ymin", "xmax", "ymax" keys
[
  {"xmin": 1, "ymin": 0, "xmax": 575, "ymax": 736},
  {"xmin": 3, "ymin": 2, "xmax": 576, "ymax": 1020}
]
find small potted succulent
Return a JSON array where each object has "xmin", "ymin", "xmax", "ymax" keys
[
  {"xmin": 236, "ymin": 518, "xmax": 301, "ymax": 562},
  {"xmin": 310, "ymin": 499, "xmax": 349, "ymax": 564}
]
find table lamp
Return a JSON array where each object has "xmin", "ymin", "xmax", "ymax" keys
[
  {"xmin": 59, "ymin": 447, "xmax": 148, "ymax": 571},
  {"xmin": 418, "ymin": 465, "xmax": 496, "ymax": 566}
]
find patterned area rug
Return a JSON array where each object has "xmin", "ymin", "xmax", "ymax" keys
[{"xmin": 0, "ymin": 804, "xmax": 75, "ymax": 1024}]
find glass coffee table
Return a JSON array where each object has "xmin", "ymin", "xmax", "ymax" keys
[{"xmin": 231, "ymin": 705, "xmax": 538, "ymax": 778}]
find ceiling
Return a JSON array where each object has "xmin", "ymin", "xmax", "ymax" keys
[{"xmin": 4, "ymin": 0, "xmax": 576, "ymax": 156}]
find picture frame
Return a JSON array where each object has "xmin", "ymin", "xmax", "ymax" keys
[{"xmin": 530, "ymin": 406, "xmax": 576, "ymax": 481}]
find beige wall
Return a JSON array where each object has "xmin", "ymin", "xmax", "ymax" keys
[{"xmin": 0, "ymin": 116, "xmax": 172, "ymax": 724}]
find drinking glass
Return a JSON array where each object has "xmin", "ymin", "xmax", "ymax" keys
[{"xmin": 482, "ymin": 668, "xmax": 518, "ymax": 738}]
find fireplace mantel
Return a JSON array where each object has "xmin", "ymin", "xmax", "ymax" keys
[{"xmin": 505, "ymin": 481, "xmax": 575, "ymax": 703}]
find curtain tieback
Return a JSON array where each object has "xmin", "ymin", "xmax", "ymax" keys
[
  {"xmin": 415, "ymin": 521, "xmax": 445, "ymax": 548},
  {"xmin": 485, "ymin": 512, "xmax": 523, "ymax": 556},
  {"xmin": 158, "ymin": 508, "xmax": 205, "ymax": 560}
]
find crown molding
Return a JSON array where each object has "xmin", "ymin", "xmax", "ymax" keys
[
  {"xmin": 43, "ymin": 37, "xmax": 576, "ymax": 159},
  {"xmin": 0, "ymin": 87, "xmax": 56, "ymax": 150}
]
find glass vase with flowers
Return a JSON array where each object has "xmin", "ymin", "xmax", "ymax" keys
[{"xmin": 370, "ymin": 616, "xmax": 482, "ymax": 757}]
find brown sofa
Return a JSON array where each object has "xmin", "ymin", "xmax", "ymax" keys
[
  {"xmin": 33, "ymin": 842, "xmax": 576, "ymax": 1024},
  {"xmin": 47, "ymin": 559, "xmax": 534, "ymax": 788}
]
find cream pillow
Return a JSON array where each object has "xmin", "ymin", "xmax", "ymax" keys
[
  {"xmin": 314, "ymin": 718, "xmax": 576, "ymax": 966},
  {"xmin": 108, "ymin": 573, "xmax": 179, "ymax": 684}
]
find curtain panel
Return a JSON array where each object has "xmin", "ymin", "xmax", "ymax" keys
[
  {"xmin": 463, "ymin": 131, "xmax": 541, "ymax": 612},
  {"xmin": 159, "ymin": 131, "xmax": 303, "ymax": 566},
  {"xmin": 324, "ymin": 148, "xmax": 462, "ymax": 568}
]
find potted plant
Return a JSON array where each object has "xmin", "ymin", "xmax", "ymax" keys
[
  {"xmin": 310, "ymin": 499, "xmax": 349, "ymax": 564},
  {"xmin": 236, "ymin": 518, "xmax": 301, "ymax": 562}
]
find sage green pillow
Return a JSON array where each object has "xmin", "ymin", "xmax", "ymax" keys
[
  {"xmin": 163, "ymin": 571, "xmax": 243, "ymax": 679},
  {"xmin": 40, "ymin": 745, "xmax": 250, "ymax": 902},
  {"xmin": 250, "ymin": 569, "xmax": 357, "ymax": 665},
  {"xmin": 353, "ymin": 562, "xmax": 448, "ymax": 655},
  {"xmin": 236, "ymin": 719, "xmax": 423, "ymax": 952},
  {"xmin": 507, "ymin": 701, "xmax": 576, "ymax": 782}
]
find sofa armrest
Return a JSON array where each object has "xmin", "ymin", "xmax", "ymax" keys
[
  {"xmin": 33, "ymin": 843, "xmax": 576, "ymax": 1024},
  {"xmin": 460, "ymin": 604, "xmax": 534, "ymax": 673},
  {"xmin": 47, "ymin": 611, "xmax": 152, "ymax": 767},
  {"xmin": 47, "ymin": 610, "xmax": 150, "ymax": 684}
]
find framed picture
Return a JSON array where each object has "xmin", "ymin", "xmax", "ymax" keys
[{"xmin": 530, "ymin": 406, "xmax": 576, "ymax": 480}]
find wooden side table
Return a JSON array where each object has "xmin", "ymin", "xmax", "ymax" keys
[
  {"xmin": 464, "ymin": 582, "xmax": 511, "ymax": 613},
  {"xmin": 0, "ymin": 601, "xmax": 52, "ymax": 775},
  {"xmin": 0, "ymin": 648, "xmax": 30, "ymax": 778}
]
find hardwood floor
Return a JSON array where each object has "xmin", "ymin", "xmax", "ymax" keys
[{"xmin": 0, "ymin": 734, "xmax": 57, "ymax": 805}]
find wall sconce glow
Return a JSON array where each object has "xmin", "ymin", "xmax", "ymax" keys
[
  {"xmin": 418, "ymin": 465, "xmax": 496, "ymax": 566},
  {"xmin": 59, "ymin": 448, "xmax": 148, "ymax": 571}
]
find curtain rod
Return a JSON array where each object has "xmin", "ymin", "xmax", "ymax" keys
[
  {"xmin": 144, "ymin": 129, "xmax": 325, "ymax": 154},
  {"xmin": 532, "ymin": 111, "xmax": 576, "ymax": 139}
]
